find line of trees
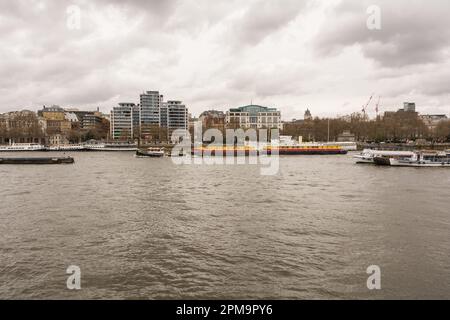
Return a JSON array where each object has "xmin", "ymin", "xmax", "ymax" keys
[
  {"xmin": 282, "ymin": 112, "xmax": 450, "ymax": 143},
  {"xmin": 0, "ymin": 112, "xmax": 45, "ymax": 144}
]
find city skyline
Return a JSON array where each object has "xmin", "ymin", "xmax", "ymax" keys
[
  {"xmin": 1, "ymin": 0, "xmax": 450, "ymax": 119},
  {"xmin": 0, "ymin": 96, "xmax": 448, "ymax": 121}
]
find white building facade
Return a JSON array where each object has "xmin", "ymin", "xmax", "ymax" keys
[
  {"xmin": 110, "ymin": 103, "xmax": 139, "ymax": 140},
  {"xmin": 226, "ymin": 105, "xmax": 282, "ymax": 129},
  {"xmin": 167, "ymin": 101, "xmax": 188, "ymax": 140},
  {"xmin": 110, "ymin": 91, "xmax": 190, "ymax": 141}
]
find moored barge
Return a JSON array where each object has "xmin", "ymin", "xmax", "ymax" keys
[
  {"xmin": 264, "ymin": 145, "xmax": 348, "ymax": 155},
  {"xmin": 0, "ymin": 157, "xmax": 75, "ymax": 165}
]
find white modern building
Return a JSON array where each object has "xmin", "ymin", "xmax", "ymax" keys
[
  {"xmin": 167, "ymin": 101, "xmax": 188, "ymax": 141},
  {"xmin": 140, "ymin": 91, "xmax": 163, "ymax": 139},
  {"xmin": 226, "ymin": 105, "xmax": 282, "ymax": 129},
  {"xmin": 110, "ymin": 90, "xmax": 190, "ymax": 141},
  {"xmin": 160, "ymin": 102, "xmax": 168, "ymax": 128},
  {"xmin": 110, "ymin": 103, "xmax": 139, "ymax": 140}
]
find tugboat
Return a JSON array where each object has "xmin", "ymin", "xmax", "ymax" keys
[{"xmin": 136, "ymin": 147, "xmax": 165, "ymax": 158}]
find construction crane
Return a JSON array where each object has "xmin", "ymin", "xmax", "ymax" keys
[{"xmin": 362, "ymin": 94, "xmax": 374, "ymax": 119}]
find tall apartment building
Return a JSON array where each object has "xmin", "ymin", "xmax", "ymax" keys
[
  {"xmin": 110, "ymin": 90, "xmax": 190, "ymax": 141},
  {"xmin": 132, "ymin": 104, "xmax": 140, "ymax": 131},
  {"xmin": 160, "ymin": 102, "xmax": 168, "ymax": 128},
  {"xmin": 167, "ymin": 101, "xmax": 188, "ymax": 140},
  {"xmin": 226, "ymin": 105, "xmax": 282, "ymax": 129},
  {"xmin": 140, "ymin": 91, "xmax": 163, "ymax": 139},
  {"xmin": 110, "ymin": 103, "xmax": 139, "ymax": 140}
]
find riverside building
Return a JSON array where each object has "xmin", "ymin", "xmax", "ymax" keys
[
  {"xmin": 110, "ymin": 90, "xmax": 190, "ymax": 141},
  {"xmin": 167, "ymin": 101, "xmax": 188, "ymax": 140},
  {"xmin": 110, "ymin": 103, "xmax": 139, "ymax": 140},
  {"xmin": 226, "ymin": 105, "xmax": 282, "ymax": 129},
  {"xmin": 140, "ymin": 91, "xmax": 163, "ymax": 139}
]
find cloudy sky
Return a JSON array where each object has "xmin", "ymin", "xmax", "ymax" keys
[{"xmin": 1, "ymin": 0, "xmax": 450, "ymax": 119}]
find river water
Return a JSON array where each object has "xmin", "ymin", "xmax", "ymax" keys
[{"xmin": 0, "ymin": 152, "xmax": 449, "ymax": 299}]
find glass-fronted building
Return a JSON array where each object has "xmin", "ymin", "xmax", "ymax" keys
[
  {"xmin": 167, "ymin": 101, "xmax": 188, "ymax": 140},
  {"xmin": 226, "ymin": 105, "xmax": 282, "ymax": 129},
  {"xmin": 140, "ymin": 91, "xmax": 163, "ymax": 138},
  {"xmin": 110, "ymin": 90, "xmax": 190, "ymax": 141},
  {"xmin": 110, "ymin": 103, "xmax": 139, "ymax": 140}
]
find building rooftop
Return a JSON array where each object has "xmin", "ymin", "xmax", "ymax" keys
[
  {"xmin": 229, "ymin": 105, "xmax": 278, "ymax": 114},
  {"xmin": 199, "ymin": 110, "xmax": 225, "ymax": 118}
]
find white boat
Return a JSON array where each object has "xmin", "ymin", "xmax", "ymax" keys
[
  {"xmin": 48, "ymin": 144, "xmax": 86, "ymax": 151},
  {"xmin": 83, "ymin": 142, "xmax": 138, "ymax": 152},
  {"xmin": 0, "ymin": 143, "xmax": 47, "ymax": 152},
  {"xmin": 386, "ymin": 151, "xmax": 450, "ymax": 167},
  {"xmin": 136, "ymin": 147, "xmax": 165, "ymax": 158},
  {"xmin": 102, "ymin": 143, "xmax": 138, "ymax": 151},
  {"xmin": 354, "ymin": 149, "xmax": 415, "ymax": 164}
]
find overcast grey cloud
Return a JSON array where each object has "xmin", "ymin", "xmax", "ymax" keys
[
  {"xmin": 230, "ymin": 0, "xmax": 306, "ymax": 47},
  {"xmin": 0, "ymin": 0, "xmax": 450, "ymax": 119},
  {"xmin": 315, "ymin": 0, "xmax": 450, "ymax": 68}
]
